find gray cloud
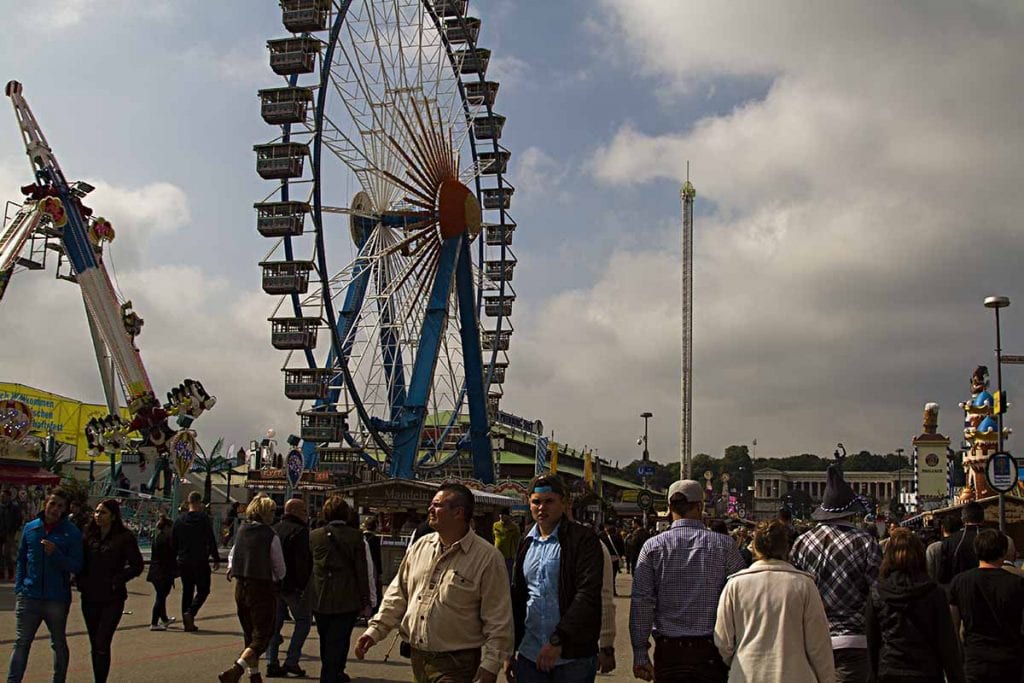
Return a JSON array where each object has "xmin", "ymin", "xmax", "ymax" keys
[{"xmin": 500, "ymin": 1, "xmax": 1024, "ymax": 463}]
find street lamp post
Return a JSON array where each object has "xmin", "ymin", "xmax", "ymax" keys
[
  {"xmin": 985, "ymin": 296, "xmax": 1011, "ymax": 532},
  {"xmin": 640, "ymin": 412, "xmax": 653, "ymax": 529}
]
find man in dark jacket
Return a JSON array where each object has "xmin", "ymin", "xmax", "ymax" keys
[
  {"xmin": 938, "ymin": 501, "xmax": 984, "ymax": 585},
  {"xmin": 7, "ymin": 489, "xmax": 83, "ymax": 683},
  {"xmin": 266, "ymin": 498, "xmax": 313, "ymax": 678},
  {"xmin": 511, "ymin": 474, "xmax": 606, "ymax": 682},
  {"xmin": 172, "ymin": 491, "xmax": 222, "ymax": 631}
]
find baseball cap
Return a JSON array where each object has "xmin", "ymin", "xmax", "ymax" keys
[{"xmin": 668, "ymin": 479, "xmax": 703, "ymax": 504}]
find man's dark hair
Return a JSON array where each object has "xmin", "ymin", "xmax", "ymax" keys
[
  {"xmin": 941, "ymin": 515, "xmax": 963, "ymax": 534},
  {"xmin": 974, "ymin": 528, "xmax": 1008, "ymax": 563},
  {"xmin": 777, "ymin": 507, "xmax": 793, "ymax": 523},
  {"xmin": 962, "ymin": 502, "xmax": 984, "ymax": 524},
  {"xmin": 528, "ymin": 474, "xmax": 568, "ymax": 498},
  {"xmin": 322, "ymin": 495, "xmax": 350, "ymax": 522},
  {"xmin": 709, "ymin": 520, "xmax": 729, "ymax": 535},
  {"xmin": 499, "ymin": 507, "xmax": 510, "ymax": 516},
  {"xmin": 48, "ymin": 487, "xmax": 71, "ymax": 504},
  {"xmin": 669, "ymin": 497, "xmax": 701, "ymax": 518},
  {"xmin": 188, "ymin": 491, "xmax": 203, "ymax": 505},
  {"xmin": 438, "ymin": 483, "xmax": 474, "ymax": 521}
]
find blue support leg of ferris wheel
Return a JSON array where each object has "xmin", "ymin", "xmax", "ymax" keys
[
  {"xmin": 389, "ymin": 235, "xmax": 462, "ymax": 479},
  {"xmin": 455, "ymin": 236, "xmax": 495, "ymax": 484}
]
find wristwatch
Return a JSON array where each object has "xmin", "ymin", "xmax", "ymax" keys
[{"xmin": 548, "ymin": 632, "xmax": 562, "ymax": 648}]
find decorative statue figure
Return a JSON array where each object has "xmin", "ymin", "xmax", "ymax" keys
[{"xmin": 958, "ymin": 365, "xmax": 1008, "ymax": 502}]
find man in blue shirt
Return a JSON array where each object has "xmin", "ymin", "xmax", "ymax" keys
[
  {"xmin": 6, "ymin": 488, "xmax": 83, "ymax": 683},
  {"xmin": 630, "ymin": 479, "xmax": 745, "ymax": 683},
  {"xmin": 509, "ymin": 475, "xmax": 606, "ymax": 683}
]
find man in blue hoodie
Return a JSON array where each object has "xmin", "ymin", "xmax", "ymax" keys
[{"xmin": 7, "ymin": 488, "xmax": 83, "ymax": 683}]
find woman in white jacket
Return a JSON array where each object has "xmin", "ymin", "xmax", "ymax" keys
[{"xmin": 714, "ymin": 520, "xmax": 836, "ymax": 683}]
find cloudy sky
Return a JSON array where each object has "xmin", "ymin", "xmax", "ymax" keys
[{"xmin": 1, "ymin": 1, "xmax": 1022, "ymax": 468}]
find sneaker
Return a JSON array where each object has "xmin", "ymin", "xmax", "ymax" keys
[
  {"xmin": 161, "ymin": 616, "xmax": 176, "ymax": 626},
  {"xmin": 281, "ymin": 664, "xmax": 306, "ymax": 677},
  {"xmin": 218, "ymin": 664, "xmax": 244, "ymax": 683},
  {"xmin": 149, "ymin": 623, "xmax": 167, "ymax": 631},
  {"xmin": 265, "ymin": 663, "xmax": 285, "ymax": 678}
]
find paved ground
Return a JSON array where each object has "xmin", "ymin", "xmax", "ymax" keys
[{"xmin": 0, "ymin": 572, "xmax": 639, "ymax": 683}]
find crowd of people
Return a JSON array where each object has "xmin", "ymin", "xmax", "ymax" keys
[{"xmin": 5, "ymin": 464, "xmax": 1024, "ymax": 683}]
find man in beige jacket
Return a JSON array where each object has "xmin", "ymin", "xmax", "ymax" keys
[{"xmin": 355, "ymin": 483, "xmax": 513, "ymax": 683}]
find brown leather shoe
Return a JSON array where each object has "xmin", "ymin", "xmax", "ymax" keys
[
  {"xmin": 249, "ymin": 674, "xmax": 263, "ymax": 683},
  {"xmin": 218, "ymin": 664, "xmax": 243, "ymax": 683}
]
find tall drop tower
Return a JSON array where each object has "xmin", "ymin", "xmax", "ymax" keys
[{"xmin": 680, "ymin": 170, "xmax": 696, "ymax": 478}]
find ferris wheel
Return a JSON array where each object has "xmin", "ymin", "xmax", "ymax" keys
[{"xmin": 255, "ymin": 0, "xmax": 516, "ymax": 484}]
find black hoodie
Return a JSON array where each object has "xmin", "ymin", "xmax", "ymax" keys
[
  {"xmin": 172, "ymin": 510, "xmax": 221, "ymax": 569},
  {"xmin": 865, "ymin": 571, "xmax": 963, "ymax": 683}
]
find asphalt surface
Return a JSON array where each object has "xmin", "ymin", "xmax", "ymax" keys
[{"xmin": 0, "ymin": 571, "xmax": 639, "ymax": 682}]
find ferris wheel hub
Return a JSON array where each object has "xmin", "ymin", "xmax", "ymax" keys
[{"xmin": 438, "ymin": 178, "xmax": 480, "ymax": 240}]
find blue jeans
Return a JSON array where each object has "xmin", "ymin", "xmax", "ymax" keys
[
  {"xmin": 515, "ymin": 653, "xmax": 597, "ymax": 683},
  {"xmin": 7, "ymin": 597, "xmax": 70, "ymax": 683},
  {"xmin": 266, "ymin": 591, "xmax": 312, "ymax": 668}
]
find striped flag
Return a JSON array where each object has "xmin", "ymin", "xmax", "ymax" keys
[{"xmin": 535, "ymin": 435, "xmax": 549, "ymax": 475}]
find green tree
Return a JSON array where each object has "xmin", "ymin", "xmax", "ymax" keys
[
  {"xmin": 722, "ymin": 445, "xmax": 753, "ymax": 496},
  {"xmin": 691, "ymin": 453, "xmax": 718, "ymax": 480},
  {"xmin": 193, "ymin": 437, "xmax": 229, "ymax": 504}
]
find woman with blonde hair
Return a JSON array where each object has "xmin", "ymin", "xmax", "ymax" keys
[
  {"xmin": 714, "ymin": 520, "xmax": 835, "ymax": 682},
  {"xmin": 865, "ymin": 527, "xmax": 962, "ymax": 683},
  {"xmin": 219, "ymin": 494, "xmax": 285, "ymax": 683}
]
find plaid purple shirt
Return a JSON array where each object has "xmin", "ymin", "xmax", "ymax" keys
[
  {"xmin": 629, "ymin": 519, "xmax": 746, "ymax": 665},
  {"xmin": 790, "ymin": 522, "xmax": 881, "ymax": 638}
]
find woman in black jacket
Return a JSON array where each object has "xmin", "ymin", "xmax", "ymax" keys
[
  {"xmin": 147, "ymin": 515, "xmax": 177, "ymax": 630},
  {"xmin": 865, "ymin": 528, "xmax": 963, "ymax": 683},
  {"xmin": 78, "ymin": 498, "xmax": 144, "ymax": 683}
]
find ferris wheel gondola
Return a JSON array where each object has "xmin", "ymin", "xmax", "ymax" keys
[{"xmin": 256, "ymin": 0, "xmax": 517, "ymax": 483}]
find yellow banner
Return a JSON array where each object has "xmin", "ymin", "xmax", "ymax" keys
[
  {"xmin": 583, "ymin": 450, "xmax": 593, "ymax": 487},
  {"xmin": 0, "ymin": 382, "xmax": 131, "ymax": 461},
  {"xmin": 549, "ymin": 441, "xmax": 558, "ymax": 474}
]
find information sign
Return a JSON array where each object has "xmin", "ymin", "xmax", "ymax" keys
[{"xmin": 986, "ymin": 451, "xmax": 1019, "ymax": 494}]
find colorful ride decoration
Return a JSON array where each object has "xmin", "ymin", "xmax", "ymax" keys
[
  {"xmin": 169, "ymin": 429, "xmax": 199, "ymax": 479},
  {"xmin": 0, "ymin": 399, "xmax": 37, "ymax": 459},
  {"xmin": 958, "ymin": 365, "xmax": 1012, "ymax": 501},
  {"xmin": 37, "ymin": 196, "xmax": 66, "ymax": 227},
  {"xmin": 87, "ymin": 217, "xmax": 115, "ymax": 247}
]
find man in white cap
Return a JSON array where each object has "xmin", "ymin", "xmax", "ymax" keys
[{"xmin": 629, "ymin": 480, "xmax": 745, "ymax": 683}]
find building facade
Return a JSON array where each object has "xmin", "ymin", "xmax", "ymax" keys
[{"xmin": 753, "ymin": 467, "xmax": 912, "ymax": 519}]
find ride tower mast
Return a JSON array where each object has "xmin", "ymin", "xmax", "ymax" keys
[{"xmin": 680, "ymin": 166, "xmax": 696, "ymax": 479}]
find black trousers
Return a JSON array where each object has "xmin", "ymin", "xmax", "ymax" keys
[
  {"xmin": 180, "ymin": 565, "xmax": 211, "ymax": 617},
  {"xmin": 81, "ymin": 599, "xmax": 125, "ymax": 683},
  {"xmin": 313, "ymin": 610, "xmax": 358, "ymax": 683},
  {"xmin": 151, "ymin": 579, "xmax": 172, "ymax": 625},
  {"xmin": 653, "ymin": 636, "xmax": 727, "ymax": 683},
  {"xmin": 964, "ymin": 657, "xmax": 1024, "ymax": 683}
]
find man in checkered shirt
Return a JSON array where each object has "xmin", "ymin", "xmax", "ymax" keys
[
  {"xmin": 790, "ymin": 465, "xmax": 881, "ymax": 683},
  {"xmin": 629, "ymin": 480, "xmax": 745, "ymax": 683}
]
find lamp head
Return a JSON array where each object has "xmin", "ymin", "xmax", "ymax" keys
[{"xmin": 984, "ymin": 296, "xmax": 1010, "ymax": 309}]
